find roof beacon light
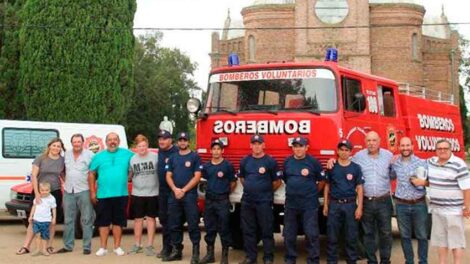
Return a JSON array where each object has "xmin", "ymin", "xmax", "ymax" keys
[
  {"xmin": 228, "ymin": 52, "xmax": 240, "ymax": 66},
  {"xmin": 325, "ymin": 48, "xmax": 338, "ymax": 62}
]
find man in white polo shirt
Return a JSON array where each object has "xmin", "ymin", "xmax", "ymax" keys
[{"xmin": 414, "ymin": 139, "xmax": 470, "ymax": 264}]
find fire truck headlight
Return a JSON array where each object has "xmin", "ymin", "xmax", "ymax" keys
[{"xmin": 187, "ymin": 98, "xmax": 201, "ymax": 114}]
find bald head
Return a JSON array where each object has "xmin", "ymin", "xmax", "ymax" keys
[{"xmin": 365, "ymin": 131, "xmax": 381, "ymax": 154}]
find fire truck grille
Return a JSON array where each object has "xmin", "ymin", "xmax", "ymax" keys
[{"xmin": 16, "ymin": 193, "xmax": 33, "ymax": 202}]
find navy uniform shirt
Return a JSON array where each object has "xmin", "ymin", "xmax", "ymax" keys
[
  {"xmin": 158, "ymin": 145, "xmax": 178, "ymax": 191},
  {"xmin": 239, "ymin": 154, "xmax": 280, "ymax": 202},
  {"xmin": 283, "ymin": 154, "xmax": 325, "ymax": 210},
  {"xmin": 165, "ymin": 151, "xmax": 202, "ymax": 195},
  {"xmin": 202, "ymin": 159, "xmax": 236, "ymax": 196},
  {"xmin": 326, "ymin": 161, "xmax": 364, "ymax": 199}
]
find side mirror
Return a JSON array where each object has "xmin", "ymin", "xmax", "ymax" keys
[{"xmin": 353, "ymin": 93, "xmax": 366, "ymax": 112}]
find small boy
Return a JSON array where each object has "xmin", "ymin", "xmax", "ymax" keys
[{"xmin": 29, "ymin": 181, "xmax": 57, "ymax": 256}]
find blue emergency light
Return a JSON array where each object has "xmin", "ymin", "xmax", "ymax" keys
[
  {"xmin": 325, "ymin": 48, "xmax": 338, "ymax": 62},
  {"xmin": 228, "ymin": 52, "xmax": 240, "ymax": 66}
]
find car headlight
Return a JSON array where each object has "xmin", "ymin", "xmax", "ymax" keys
[
  {"xmin": 10, "ymin": 190, "xmax": 18, "ymax": 201},
  {"xmin": 186, "ymin": 98, "xmax": 201, "ymax": 114}
]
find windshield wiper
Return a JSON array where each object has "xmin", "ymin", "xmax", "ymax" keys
[
  {"xmin": 217, "ymin": 109, "xmax": 237, "ymax": 116},
  {"xmin": 284, "ymin": 106, "xmax": 321, "ymax": 115}
]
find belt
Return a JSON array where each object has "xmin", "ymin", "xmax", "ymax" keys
[
  {"xmin": 330, "ymin": 197, "xmax": 356, "ymax": 204},
  {"xmin": 205, "ymin": 192, "xmax": 229, "ymax": 201},
  {"xmin": 364, "ymin": 193, "xmax": 390, "ymax": 202},
  {"xmin": 393, "ymin": 195, "xmax": 425, "ymax": 205}
]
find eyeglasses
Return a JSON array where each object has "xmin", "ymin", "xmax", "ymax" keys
[{"xmin": 436, "ymin": 147, "xmax": 450, "ymax": 151}]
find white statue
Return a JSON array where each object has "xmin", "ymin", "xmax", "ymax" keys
[{"xmin": 159, "ymin": 116, "xmax": 175, "ymax": 134}]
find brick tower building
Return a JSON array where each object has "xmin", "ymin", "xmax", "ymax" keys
[{"xmin": 210, "ymin": 0, "xmax": 460, "ymax": 103}]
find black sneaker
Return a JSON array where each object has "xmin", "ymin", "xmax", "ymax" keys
[
  {"xmin": 56, "ymin": 248, "xmax": 72, "ymax": 254},
  {"xmin": 83, "ymin": 249, "xmax": 91, "ymax": 255}
]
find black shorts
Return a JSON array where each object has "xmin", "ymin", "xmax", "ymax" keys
[
  {"xmin": 130, "ymin": 195, "xmax": 158, "ymax": 219},
  {"xmin": 94, "ymin": 196, "xmax": 128, "ymax": 227}
]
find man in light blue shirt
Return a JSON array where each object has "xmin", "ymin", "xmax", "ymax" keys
[
  {"xmin": 57, "ymin": 134, "xmax": 94, "ymax": 255},
  {"xmin": 88, "ymin": 132, "xmax": 134, "ymax": 257},
  {"xmin": 351, "ymin": 131, "xmax": 393, "ymax": 264},
  {"xmin": 391, "ymin": 137, "xmax": 428, "ymax": 264}
]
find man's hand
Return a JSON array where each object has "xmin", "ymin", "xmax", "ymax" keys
[
  {"xmin": 355, "ymin": 207, "xmax": 363, "ymax": 220},
  {"xmin": 90, "ymin": 192, "xmax": 97, "ymax": 205},
  {"xmin": 463, "ymin": 207, "xmax": 470, "ymax": 218},
  {"xmin": 410, "ymin": 177, "xmax": 427, "ymax": 187},
  {"xmin": 326, "ymin": 158, "xmax": 336, "ymax": 170},
  {"xmin": 322, "ymin": 205, "xmax": 328, "ymax": 217},
  {"xmin": 174, "ymin": 188, "xmax": 185, "ymax": 200}
]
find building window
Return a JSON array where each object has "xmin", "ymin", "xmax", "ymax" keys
[
  {"xmin": 249, "ymin": 35, "xmax": 256, "ymax": 61},
  {"xmin": 2, "ymin": 128, "xmax": 59, "ymax": 158},
  {"xmin": 412, "ymin": 33, "xmax": 418, "ymax": 60}
]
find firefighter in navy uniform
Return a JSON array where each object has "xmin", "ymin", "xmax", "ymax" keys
[
  {"xmin": 238, "ymin": 135, "xmax": 282, "ymax": 264},
  {"xmin": 323, "ymin": 139, "xmax": 364, "ymax": 264},
  {"xmin": 164, "ymin": 132, "xmax": 202, "ymax": 264},
  {"xmin": 282, "ymin": 136, "xmax": 326, "ymax": 264},
  {"xmin": 156, "ymin": 129, "xmax": 178, "ymax": 259},
  {"xmin": 199, "ymin": 139, "xmax": 237, "ymax": 264}
]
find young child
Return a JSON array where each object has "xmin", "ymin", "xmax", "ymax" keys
[{"xmin": 29, "ymin": 181, "xmax": 57, "ymax": 256}]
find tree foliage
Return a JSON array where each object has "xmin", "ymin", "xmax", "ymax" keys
[
  {"xmin": 18, "ymin": 0, "xmax": 136, "ymax": 123},
  {"xmin": 0, "ymin": 0, "xmax": 26, "ymax": 119},
  {"xmin": 459, "ymin": 37, "xmax": 470, "ymax": 148},
  {"xmin": 126, "ymin": 34, "xmax": 198, "ymax": 147}
]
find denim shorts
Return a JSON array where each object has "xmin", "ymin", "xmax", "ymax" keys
[{"xmin": 32, "ymin": 221, "xmax": 50, "ymax": 240}]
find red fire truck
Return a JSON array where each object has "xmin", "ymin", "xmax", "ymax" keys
[{"xmin": 187, "ymin": 50, "xmax": 465, "ymax": 248}]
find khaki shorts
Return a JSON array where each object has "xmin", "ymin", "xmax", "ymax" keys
[{"xmin": 431, "ymin": 213, "xmax": 466, "ymax": 249}]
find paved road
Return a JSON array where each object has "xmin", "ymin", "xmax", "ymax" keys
[{"xmin": 1, "ymin": 216, "xmax": 470, "ymax": 264}]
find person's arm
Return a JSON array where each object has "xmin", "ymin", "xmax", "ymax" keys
[
  {"xmin": 182, "ymin": 171, "xmax": 202, "ymax": 193},
  {"xmin": 326, "ymin": 158, "xmax": 336, "ymax": 170},
  {"xmin": 355, "ymin": 184, "xmax": 364, "ymax": 220},
  {"xmin": 28, "ymin": 204, "xmax": 36, "ymax": 223},
  {"xmin": 317, "ymin": 180, "xmax": 326, "ymax": 192},
  {"xmin": 323, "ymin": 183, "xmax": 330, "ymax": 217},
  {"xmin": 128, "ymin": 169, "xmax": 133, "ymax": 182},
  {"xmin": 272, "ymin": 179, "xmax": 281, "ymax": 191},
  {"xmin": 88, "ymin": 171, "xmax": 97, "ymax": 205},
  {"xmin": 31, "ymin": 164, "xmax": 41, "ymax": 204},
  {"xmin": 51, "ymin": 207, "xmax": 57, "ymax": 225},
  {"xmin": 230, "ymin": 180, "xmax": 237, "ymax": 193},
  {"xmin": 463, "ymin": 189, "xmax": 470, "ymax": 218},
  {"xmin": 166, "ymin": 171, "xmax": 184, "ymax": 199}
]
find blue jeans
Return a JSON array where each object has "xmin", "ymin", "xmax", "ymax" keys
[
  {"xmin": 396, "ymin": 201, "xmax": 429, "ymax": 264},
  {"xmin": 63, "ymin": 190, "xmax": 95, "ymax": 251},
  {"xmin": 327, "ymin": 202, "xmax": 359, "ymax": 264},
  {"xmin": 362, "ymin": 197, "xmax": 393, "ymax": 264},
  {"xmin": 284, "ymin": 207, "xmax": 319, "ymax": 264}
]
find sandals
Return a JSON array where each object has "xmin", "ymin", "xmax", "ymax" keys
[
  {"xmin": 46, "ymin": 247, "xmax": 54, "ymax": 254},
  {"xmin": 16, "ymin": 247, "xmax": 30, "ymax": 255}
]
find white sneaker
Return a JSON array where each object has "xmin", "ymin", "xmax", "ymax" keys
[
  {"xmin": 95, "ymin": 248, "xmax": 108, "ymax": 256},
  {"xmin": 113, "ymin": 247, "xmax": 125, "ymax": 256}
]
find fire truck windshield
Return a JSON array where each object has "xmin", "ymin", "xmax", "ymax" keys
[{"xmin": 205, "ymin": 68, "xmax": 337, "ymax": 114}]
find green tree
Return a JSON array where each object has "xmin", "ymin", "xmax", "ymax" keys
[
  {"xmin": 459, "ymin": 37, "xmax": 470, "ymax": 148},
  {"xmin": 126, "ymin": 34, "xmax": 198, "ymax": 147},
  {"xmin": 18, "ymin": 0, "xmax": 136, "ymax": 123},
  {"xmin": 0, "ymin": 0, "xmax": 26, "ymax": 119}
]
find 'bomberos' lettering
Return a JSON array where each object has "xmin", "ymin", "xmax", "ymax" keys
[
  {"xmin": 417, "ymin": 114, "xmax": 455, "ymax": 132},
  {"xmin": 213, "ymin": 120, "xmax": 311, "ymax": 135}
]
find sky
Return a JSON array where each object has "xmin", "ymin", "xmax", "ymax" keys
[{"xmin": 134, "ymin": 0, "xmax": 470, "ymax": 98}]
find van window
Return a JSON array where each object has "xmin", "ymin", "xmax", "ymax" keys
[
  {"xmin": 377, "ymin": 86, "xmax": 396, "ymax": 117},
  {"xmin": 2, "ymin": 128, "xmax": 59, "ymax": 158},
  {"xmin": 342, "ymin": 77, "xmax": 363, "ymax": 112}
]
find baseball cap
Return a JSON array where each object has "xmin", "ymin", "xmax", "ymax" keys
[
  {"xmin": 157, "ymin": 130, "xmax": 172, "ymax": 139},
  {"xmin": 210, "ymin": 139, "xmax": 224, "ymax": 149},
  {"xmin": 292, "ymin": 136, "xmax": 308, "ymax": 146},
  {"xmin": 337, "ymin": 139, "xmax": 353, "ymax": 150},
  {"xmin": 177, "ymin": 132, "xmax": 189, "ymax": 141},
  {"xmin": 250, "ymin": 134, "xmax": 264, "ymax": 144}
]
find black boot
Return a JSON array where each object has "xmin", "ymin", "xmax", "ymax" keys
[
  {"xmin": 191, "ymin": 244, "xmax": 200, "ymax": 264},
  {"xmin": 199, "ymin": 245, "xmax": 215, "ymax": 264},
  {"xmin": 157, "ymin": 246, "xmax": 170, "ymax": 259},
  {"xmin": 220, "ymin": 247, "xmax": 229, "ymax": 264},
  {"xmin": 162, "ymin": 246, "xmax": 182, "ymax": 262}
]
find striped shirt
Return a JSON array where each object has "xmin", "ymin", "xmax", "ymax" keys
[
  {"xmin": 352, "ymin": 148, "xmax": 393, "ymax": 197},
  {"xmin": 427, "ymin": 154, "xmax": 470, "ymax": 215},
  {"xmin": 391, "ymin": 154, "xmax": 426, "ymax": 200}
]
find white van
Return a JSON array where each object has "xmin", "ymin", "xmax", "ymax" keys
[{"xmin": 0, "ymin": 119, "xmax": 128, "ymax": 210}]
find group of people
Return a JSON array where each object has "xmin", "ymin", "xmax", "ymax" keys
[{"xmin": 14, "ymin": 128, "xmax": 470, "ymax": 264}]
